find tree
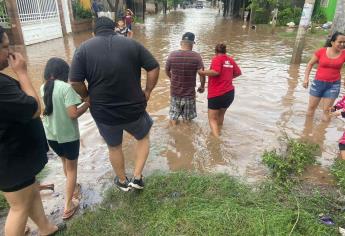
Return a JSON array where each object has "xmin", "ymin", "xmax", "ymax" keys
[
  {"xmin": 331, "ymin": 0, "xmax": 345, "ymax": 34},
  {"xmin": 105, "ymin": 0, "xmax": 120, "ymax": 18}
]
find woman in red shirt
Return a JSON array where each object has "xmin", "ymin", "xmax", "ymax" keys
[
  {"xmin": 199, "ymin": 44, "xmax": 241, "ymax": 137},
  {"xmin": 304, "ymin": 31, "xmax": 345, "ymax": 121}
]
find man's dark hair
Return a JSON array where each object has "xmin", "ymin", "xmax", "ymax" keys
[
  {"xmin": 0, "ymin": 26, "xmax": 5, "ymax": 44},
  {"xmin": 94, "ymin": 17, "xmax": 115, "ymax": 35}
]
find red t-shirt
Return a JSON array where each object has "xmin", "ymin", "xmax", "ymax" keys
[
  {"xmin": 315, "ymin": 48, "xmax": 345, "ymax": 82},
  {"xmin": 208, "ymin": 54, "xmax": 241, "ymax": 99}
]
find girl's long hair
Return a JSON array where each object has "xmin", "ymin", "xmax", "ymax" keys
[{"xmin": 43, "ymin": 58, "xmax": 70, "ymax": 116}]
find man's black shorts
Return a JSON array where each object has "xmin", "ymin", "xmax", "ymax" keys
[
  {"xmin": 96, "ymin": 111, "xmax": 153, "ymax": 147},
  {"xmin": 208, "ymin": 90, "xmax": 235, "ymax": 110},
  {"xmin": 48, "ymin": 140, "xmax": 80, "ymax": 160}
]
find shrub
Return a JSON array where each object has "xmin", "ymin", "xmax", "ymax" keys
[
  {"xmin": 253, "ymin": 7, "xmax": 270, "ymax": 24},
  {"xmin": 277, "ymin": 7, "xmax": 302, "ymax": 26},
  {"xmin": 262, "ymin": 138, "xmax": 319, "ymax": 185},
  {"xmin": 72, "ymin": 0, "xmax": 92, "ymax": 20},
  {"xmin": 312, "ymin": 8, "xmax": 327, "ymax": 24}
]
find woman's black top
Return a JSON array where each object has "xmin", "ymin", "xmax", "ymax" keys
[{"xmin": 0, "ymin": 73, "xmax": 48, "ymax": 189}]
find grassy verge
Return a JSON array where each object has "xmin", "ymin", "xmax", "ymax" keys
[
  {"xmin": 331, "ymin": 159, "xmax": 345, "ymax": 192},
  {"xmin": 58, "ymin": 172, "xmax": 343, "ymax": 236}
]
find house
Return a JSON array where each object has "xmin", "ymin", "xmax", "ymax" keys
[{"xmin": 0, "ymin": 0, "xmax": 94, "ymax": 46}]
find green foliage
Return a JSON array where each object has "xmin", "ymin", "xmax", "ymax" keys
[
  {"xmin": 58, "ymin": 172, "xmax": 342, "ymax": 236},
  {"xmin": 312, "ymin": 7, "xmax": 327, "ymax": 24},
  {"xmin": 331, "ymin": 159, "xmax": 345, "ymax": 192},
  {"xmin": 277, "ymin": 7, "xmax": 302, "ymax": 26},
  {"xmin": 263, "ymin": 138, "xmax": 319, "ymax": 186},
  {"xmin": 0, "ymin": 193, "xmax": 8, "ymax": 212},
  {"xmin": 72, "ymin": 0, "xmax": 92, "ymax": 20},
  {"xmin": 253, "ymin": 8, "xmax": 270, "ymax": 24}
]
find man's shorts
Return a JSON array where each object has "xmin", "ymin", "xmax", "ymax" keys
[
  {"xmin": 48, "ymin": 140, "xmax": 80, "ymax": 160},
  {"xmin": 208, "ymin": 90, "xmax": 235, "ymax": 110},
  {"xmin": 96, "ymin": 111, "xmax": 153, "ymax": 147},
  {"xmin": 309, "ymin": 79, "xmax": 340, "ymax": 99},
  {"xmin": 169, "ymin": 96, "xmax": 197, "ymax": 120}
]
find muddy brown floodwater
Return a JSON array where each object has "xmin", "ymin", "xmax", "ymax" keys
[{"xmin": 1, "ymin": 8, "xmax": 345, "ymax": 235}]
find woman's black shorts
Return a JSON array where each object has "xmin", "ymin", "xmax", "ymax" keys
[
  {"xmin": 1, "ymin": 177, "xmax": 36, "ymax": 192},
  {"xmin": 339, "ymin": 143, "xmax": 345, "ymax": 151},
  {"xmin": 48, "ymin": 140, "xmax": 80, "ymax": 160},
  {"xmin": 208, "ymin": 90, "xmax": 235, "ymax": 110}
]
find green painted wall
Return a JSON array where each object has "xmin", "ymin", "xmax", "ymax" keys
[{"xmin": 320, "ymin": 0, "xmax": 337, "ymax": 21}]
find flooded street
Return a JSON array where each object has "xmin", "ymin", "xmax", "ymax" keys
[{"xmin": 2, "ymin": 8, "xmax": 345, "ymax": 233}]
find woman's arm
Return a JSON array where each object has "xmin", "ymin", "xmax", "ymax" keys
[
  {"xmin": 199, "ymin": 69, "xmax": 220, "ymax": 77},
  {"xmin": 303, "ymin": 55, "xmax": 318, "ymax": 89},
  {"xmin": 9, "ymin": 53, "xmax": 41, "ymax": 118}
]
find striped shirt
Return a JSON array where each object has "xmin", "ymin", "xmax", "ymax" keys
[{"xmin": 166, "ymin": 50, "xmax": 204, "ymax": 98}]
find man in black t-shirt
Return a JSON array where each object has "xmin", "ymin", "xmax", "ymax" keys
[{"xmin": 70, "ymin": 17, "xmax": 159, "ymax": 191}]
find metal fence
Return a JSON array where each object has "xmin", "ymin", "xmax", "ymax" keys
[
  {"xmin": 0, "ymin": 1, "xmax": 9, "ymax": 28},
  {"xmin": 16, "ymin": 0, "xmax": 59, "ymax": 24}
]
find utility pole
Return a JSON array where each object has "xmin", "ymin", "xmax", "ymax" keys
[
  {"xmin": 291, "ymin": 0, "xmax": 315, "ymax": 64},
  {"xmin": 330, "ymin": 0, "xmax": 345, "ymax": 35}
]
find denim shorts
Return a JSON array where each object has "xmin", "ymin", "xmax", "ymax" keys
[
  {"xmin": 309, "ymin": 79, "xmax": 340, "ymax": 99},
  {"xmin": 96, "ymin": 111, "xmax": 153, "ymax": 147}
]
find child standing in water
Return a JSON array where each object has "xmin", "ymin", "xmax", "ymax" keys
[
  {"xmin": 41, "ymin": 58, "xmax": 90, "ymax": 220},
  {"xmin": 123, "ymin": 9, "xmax": 134, "ymax": 30},
  {"xmin": 115, "ymin": 19, "xmax": 133, "ymax": 38},
  {"xmin": 331, "ymin": 96, "xmax": 345, "ymax": 160}
]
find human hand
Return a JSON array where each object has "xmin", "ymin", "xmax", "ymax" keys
[
  {"xmin": 197, "ymin": 86, "xmax": 205, "ymax": 93},
  {"xmin": 330, "ymin": 110, "xmax": 342, "ymax": 117},
  {"xmin": 303, "ymin": 79, "xmax": 309, "ymax": 89},
  {"xmin": 143, "ymin": 89, "xmax": 151, "ymax": 101},
  {"xmin": 8, "ymin": 52, "xmax": 27, "ymax": 76}
]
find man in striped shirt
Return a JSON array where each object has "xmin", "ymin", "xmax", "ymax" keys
[{"xmin": 165, "ymin": 32, "xmax": 205, "ymax": 125}]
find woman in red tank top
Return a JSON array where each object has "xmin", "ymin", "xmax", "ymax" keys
[
  {"xmin": 304, "ymin": 31, "xmax": 345, "ymax": 121},
  {"xmin": 199, "ymin": 44, "xmax": 242, "ymax": 137}
]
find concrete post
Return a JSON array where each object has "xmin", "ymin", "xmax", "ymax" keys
[
  {"xmin": 291, "ymin": 0, "xmax": 315, "ymax": 64},
  {"xmin": 5, "ymin": 0, "xmax": 24, "ymax": 45}
]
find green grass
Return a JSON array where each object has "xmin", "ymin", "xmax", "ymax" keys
[
  {"xmin": 58, "ymin": 172, "xmax": 343, "ymax": 236},
  {"xmin": 331, "ymin": 159, "xmax": 345, "ymax": 192}
]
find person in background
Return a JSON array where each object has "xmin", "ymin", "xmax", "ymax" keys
[
  {"xmin": 165, "ymin": 32, "xmax": 205, "ymax": 125},
  {"xmin": 0, "ymin": 26, "xmax": 64, "ymax": 236},
  {"xmin": 303, "ymin": 31, "xmax": 345, "ymax": 121},
  {"xmin": 123, "ymin": 9, "xmax": 134, "ymax": 30},
  {"xmin": 41, "ymin": 58, "xmax": 90, "ymax": 220},
  {"xmin": 91, "ymin": 0, "xmax": 101, "ymax": 18},
  {"xmin": 330, "ymin": 93, "xmax": 345, "ymax": 160},
  {"xmin": 199, "ymin": 43, "xmax": 242, "ymax": 138},
  {"xmin": 69, "ymin": 17, "xmax": 159, "ymax": 192},
  {"xmin": 115, "ymin": 19, "xmax": 133, "ymax": 38}
]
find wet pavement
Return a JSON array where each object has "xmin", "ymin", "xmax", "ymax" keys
[{"xmin": 1, "ymin": 8, "xmax": 345, "ymax": 234}]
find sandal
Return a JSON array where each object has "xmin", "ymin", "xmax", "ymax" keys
[
  {"xmin": 62, "ymin": 199, "xmax": 79, "ymax": 220},
  {"xmin": 40, "ymin": 222, "xmax": 66, "ymax": 236},
  {"xmin": 24, "ymin": 225, "xmax": 30, "ymax": 235},
  {"xmin": 72, "ymin": 183, "xmax": 81, "ymax": 200},
  {"xmin": 39, "ymin": 183, "xmax": 55, "ymax": 192}
]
